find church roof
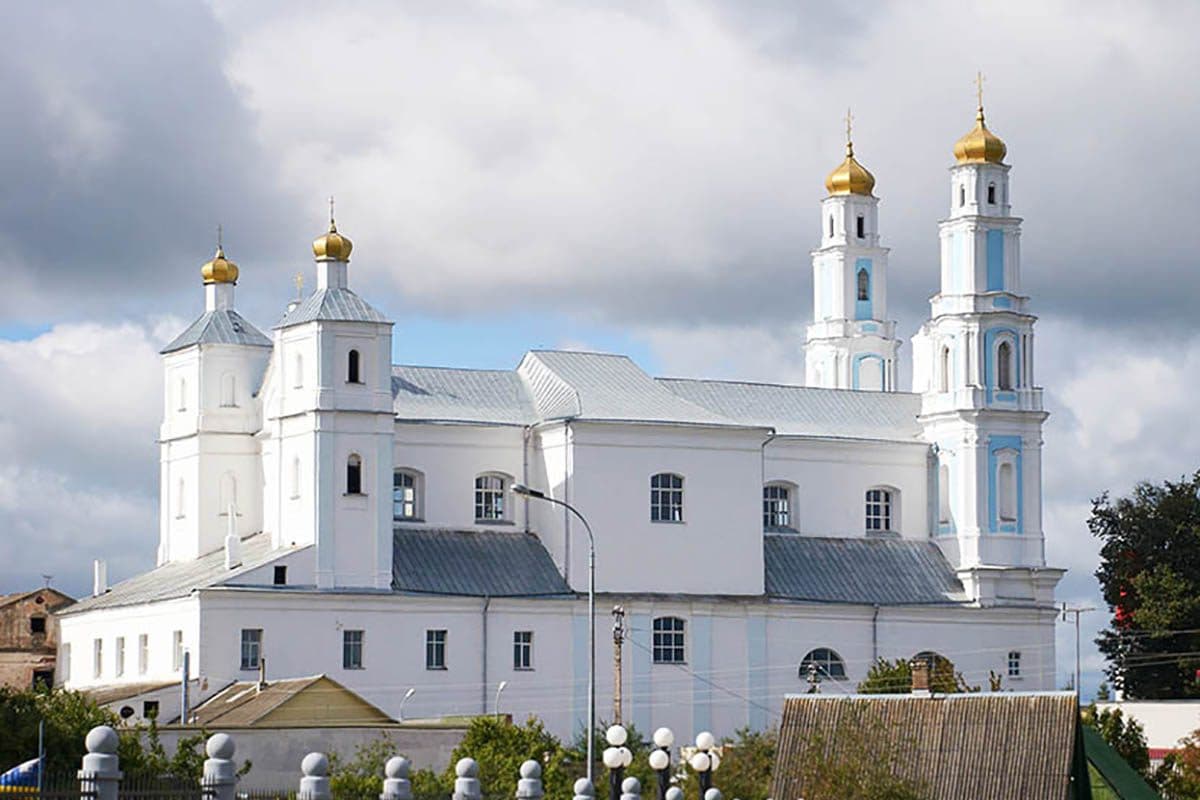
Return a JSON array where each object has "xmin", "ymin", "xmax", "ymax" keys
[
  {"xmin": 392, "ymin": 527, "xmax": 572, "ymax": 597},
  {"xmin": 392, "ymin": 366, "xmax": 539, "ymax": 425},
  {"xmin": 275, "ymin": 287, "xmax": 390, "ymax": 328},
  {"xmin": 764, "ymin": 534, "xmax": 968, "ymax": 605},
  {"xmin": 161, "ymin": 309, "xmax": 272, "ymax": 354}
]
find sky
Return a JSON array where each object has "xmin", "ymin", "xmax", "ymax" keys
[{"xmin": 1, "ymin": 0, "xmax": 1199, "ymax": 698}]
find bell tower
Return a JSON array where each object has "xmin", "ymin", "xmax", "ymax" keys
[{"xmin": 805, "ymin": 112, "xmax": 900, "ymax": 391}]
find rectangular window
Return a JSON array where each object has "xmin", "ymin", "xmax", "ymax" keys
[
  {"xmin": 30, "ymin": 616, "xmax": 46, "ymax": 635},
  {"xmin": 652, "ymin": 617, "xmax": 686, "ymax": 664},
  {"xmin": 394, "ymin": 470, "xmax": 419, "ymax": 520},
  {"xmin": 273, "ymin": 565, "xmax": 288, "ymax": 585},
  {"xmin": 115, "ymin": 637, "xmax": 125, "ymax": 677},
  {"xmin": 172, "ymin": 630, "xmax": 184, "ymax": 672},
  {"xmin": 143, "ymin": 700, "xmax": 159, "ymax": 720},
  {"xmin": 1007, "ymin": 650, "xmax": 1021, "ymax": 678},
  {"xmin": 240, "ymin": 628, "xmax": 262, "ymax": 671},
  {"xmin": 60, "ymin": 643, "xmax": 71, "ymax": 682},
  {"xmin": 856, "ymin": 215, "xmax": 865, "ymax": 239},
  {"xmin": 343, "ymin": 630, "xmax": 364, "ymax": 670},
  {"xmin": 763, "ymin": 485, "xmax": 791, "ymax": 529},
  {"xmin": 425, "ymin": 629, "xmax": 447, "ymax": 670},
  {"xmin": 474, "ymin": 475, "xmax": 507, "ymax": 521},
  {"xmin": 138, "ymin": 634, "xmax": 149, "ymax": 675},
  {"xmin": 865, "ymin": 488, "xmax": 893, "ymax": 532},
  {"xmin": 93, "ymin": 639, "xmax": 103, "ymax": 679},
  {"xmin": 650, "ymin": 473, "xmax": 684, "ymax": 523},
  {"xmin": 513, "ymin": 631, "xmax": 533, "ymax": 670}
]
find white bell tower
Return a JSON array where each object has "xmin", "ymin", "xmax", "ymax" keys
[
  {"xmin": 805, "ymin": 113, "xmax": 900, "ymax": 392},
  {"xmin": 912, "ymin": 85, "xmax": 1059, "ymax": 605}
]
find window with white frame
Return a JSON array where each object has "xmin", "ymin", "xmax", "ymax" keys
[
  {"xmin": 426, "ymin": 629, "xmax": 447, "ymax": 670},
  {"xmin": 115, "ymin": 636, "xmax": 125, "ymax": 677},
  {"xmin": 93, "ymin": 638, "xmax": 102, "ymax": 679},
  {"xmin": 474, "ymin": 474, "xmax": 508, "ymax": 522},
  {"xmin": 138, "ymin": 634, "xmax": 148, "ymax": 675},
  {"xmin": 343, "ymin": 630, "xmax": 364, "ymax": 670},
  {"xmin": 939, "ymin": 345, "xmax": 951, "ymax": 393},
  {"xmin": 513, "ymin": 631, "xmax": 533, "ymax": 671},
  {"xmin": 220, "ymin": 373, "xmax": 237, "ymax": 407},
  {"xmin": 394, "ymin": 469, "xmax": 422, "ymax": 520},
  {"xmin": 997, "ymin": 340, "xmax": 1014, "ymax": 391},
  {"xmin": 800, "ymin": 647, "xmax": 847, "ymax": 680},
  {"xmin": 1007, "ymin": 650, "xmax": 1021, "ymax": 677},
  {"xmin": 650, "ymin": 473, "xmax": 684, "ymax": 523},
  {"xmin": 865, "ymin": 487, "xmax": 894, "ymax": 532},
  {"xmin": 856, "ymin": 268, "xmax": 870, "ymax": 301},
  {"xmin": 763, "ymin": 483, "xmax": 794, "ymax": 530},
  {"xmin": 652, "ymin": 617, "xmax": 686, "ymax": 664},
  {"xmin": 172, "ymin": 630, "xmax": 184, "ymax": 671},
  {"xmin": 997, "ymin": 455, "xmax": 1018, "ymax": 522},
  {"xmin": 240, "ymin": 628, "xmax": 262, "ymax": 671}
]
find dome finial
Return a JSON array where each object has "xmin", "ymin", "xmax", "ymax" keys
[
  {"xmin": 844, "ymin": 107, "xmax": 854, "ymax": 157},
  {"xmin": 824, "ymin": 109, "xmax": 874, "ymax": 196},
  {"xmin": 328, "ymin": 195, "xmax": 336, "ymax": 231},
  {"xmin": 201, "ymin": 225, "xmax": 238, "ymax": 284},
  {"xmin": 313, "ymin": 197, "xmax": 353, "ymax": 261},
  {"xmin": 953, "ymin": 72, "xmax": 1006, "ymax": 164},
  {"xmin": 975, "ymin": 70, "xmax": 986, "ymax": 122}
]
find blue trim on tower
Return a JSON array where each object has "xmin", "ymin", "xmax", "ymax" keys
[
  {"xmin": 631, "ymin": 613, "xmax": 651, "ymax": 732},
  {"xmin": 986, "ymin": 435, "xmax": 1024, "ymax": 534},
  {"xmin": 852, "ymin": 354, "xmax": 884, "ymax": 390},
  {"xmin": 983, "ymin": 327, "xmax": 1020, "ymax": 403},
  {"xmin": 692, "ymin": 615, "xmax": 712, "ymax": 733},
  {"xmin": 986, "ymin": 230, "xmax": 1005, "ymax": 291},
  {"xmin": 854, "ymin": 258, "xmax": 873, "ymax": 320},
  {"xmin": 747, "ymin": 616, "xmax": 767, "ymax": 730}
]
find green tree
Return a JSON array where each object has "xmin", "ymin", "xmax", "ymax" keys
[
  {"xmin": 687, "ymin": 727, "xmax": 775, "ymax": 800},
  {"xmin": 444, "ymin": 716, "xmax": 573, "ymax": 800},
  {"xmin": 856, "ymin": 656, "xmax": 978, "ymax": 694},
  {"xmin": 1081, "ymin": 706, "xmax": 1151, "ymax": 778},
  {"xmin": 1151, "ymin": 727, "xmax": 1200, "ymax": 800},
  {"xmin": 1092, "ymin": 473, "xmax": 1200, "ymax": 698},
  {"xmin": 0, "ymin": 685, "xmax": 118, "ymax": 775},
  {"xmin": 330, "ymin": 736, "xmax": 442, "ymax": 800}
]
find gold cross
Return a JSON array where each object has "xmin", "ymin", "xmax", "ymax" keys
[
  {"xmin": 844, "ymin": 107, "xmax": 854, "ymax": 144},
  {"xmin": 216, "ymin": 224, "xmax": 223, "ymax": 251},
  {"xmin": 294, "ymin": 272, "xmax": 304, "ymax": 299},
  {"xmin": 328, "ymin": 195, "xmax": 336, "ymax": 227},
  {"xmin": 975, "ymin": 71, "xmax": 985, "ymax": 110}
]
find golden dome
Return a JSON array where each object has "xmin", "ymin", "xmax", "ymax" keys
[
  {"xmin": 313, "ymin": 219, "xmax": 353, "ymax": 262},
  {"xmin": 200, "ymin": 246, "xmax": 239, "ymax": 284},
  {"xmin": 824, "ymin": 140, "xmax": 876, "ymax": 197},
  {"xmin": 953, "ymin": 106, "xmax": 1007, "ymax": 165}
]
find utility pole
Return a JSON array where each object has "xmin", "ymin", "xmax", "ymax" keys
[
  {"xmin": 1061, "ymin": 603, "xmax": 1095, "ymax": 701},
  {"xmin": 612, "ymin": 605, "xmax": 626, "ymax": 723}
]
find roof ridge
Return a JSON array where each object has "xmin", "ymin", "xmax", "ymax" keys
[
  {"xmin": 393, "ymin": 364, "xmax": 517, "ymax": 375},
  {"xmin": 526, "ymin": 348, "xmax": 630, "ymax": 359},
  {"xmin": 658, "ymin": 375, "xmax": 920, "ymax": 398}
]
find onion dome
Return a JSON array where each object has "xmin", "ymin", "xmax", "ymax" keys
[
  {"xmin": 953, "ymin": 105, "xmax": 1007, "ymax": 165},
  {"xmin": 824, "ymin": 139, "xmax": 876, "ymax": 197},
  {"xmin": 312, "ymin": 219, "xmax": 353, "ymax": 262},
  {"xmin": 200, "ymin": 246, "xmax": 239, "ymax": 284}
]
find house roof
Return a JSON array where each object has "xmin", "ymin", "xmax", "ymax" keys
[
  {"xmin": 392, "ymin": 528, "xmax": 572, "ymax": 597},
  {"xmin": 772, "ymin": 692, "xmax": 1086, "ymax": 800},
  {"xmin": 61, "ymin": 534, "xmax": 288, "ymax": 614},
  {"xmin": 83, "ymin": 680, "xmax": 185, "ymax": 705},
  {"xmin": 189, "ymin": 675, "xmax": 393, "ymax": 727},
  {"xmin": 276, "ymin": 288, "xmax": 390, "ymax": 327},
  {"xmin": 0, "ymin": 587, "xmax": 74, "ymax": 612},
  {"xmin": 161, "ymin": 310, "xmax": 272, "ymax": 354},
  {"xmin": 764, "ymin": 534, "xmax": 969, "ymax": 605}
]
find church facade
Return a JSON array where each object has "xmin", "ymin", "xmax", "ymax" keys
[{"xmin": 58, "ymin": 101, "xmax": 1063, "ymax": 738}]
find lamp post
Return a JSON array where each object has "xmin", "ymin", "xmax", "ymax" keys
[
  {"xmin": 602, "ymin": 725, "xmax": 633, "ymax": 800},
  {"xmin": 494, "ymin": 680, "xmax": 508, "ymax": 719},
  {"xmin": 689, "ymin": 732, "xmax": 718, "ymax": 797},
  {"xmin": 648, "ymin": 727, "xmax": 674, "ymax": 800},
  {"xmin": 398, "ymin": 687, "xmax": 416, "ymax": 722},
  {"xmin": 511, "ymin": 482, "xmax": 597, "ymax": 783}
]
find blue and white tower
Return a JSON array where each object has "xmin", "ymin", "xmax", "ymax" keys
[
  {"xmin": 805, "ymin": 114, "xmax": 900, "ymax": 392},
  {"xmin": 912, "ymin": 90, "xmax": 1055, "ymax": 599}
]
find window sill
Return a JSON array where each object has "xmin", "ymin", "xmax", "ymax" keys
[
  {"xmin": 653, "ymin": 661, "xmax": 688, "ymax": 666},
  {"xmin": 395, "ymin": 517, "xmax": 426, "ymax": 524},
  {"xmin": 475, "ymin": 519, "xmax": 514, "ymax": 526},
  {"xmin": 343, "ymin": 666, "xmax": 365, "ymax": 671},
  {"xmin": 426, "ymin": 666, "xmax": 448, "ymax": 671},
  {"xmin": 651, "ymin": 520, "xmax": 686, "ymax": 525},
  {"xmin": 343, "ymin": 492, "xmax": 368, "ymax": 497},
  {"xmin": 764, "ymin": 526, "xmax": 797, "ymax": 534},
  {"xmin": 513, "ymin": 667, "xmax": 535, "ymax": 672}
]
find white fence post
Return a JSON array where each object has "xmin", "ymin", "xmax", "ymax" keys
[
  {"xmin": 79, "ymin": 726, "xmax": 121, "ymax": 800},
  {"xmin": 515, "ymin": 760, "xmax": 544, "ymax": 800},
  {"xmin": 298, "ymin": 753, "xmax": 331, "ymax": 800},
  {"xmin": 453, "ymin": 758, "xmax": 480, "ymax": 800},
  {"xmin": 381, "ymin": 757, "xmax": 412, "ymax": 800},
  {"xmin": 202, "ymin": 734, "xmax": 237, "ymax": 800}
]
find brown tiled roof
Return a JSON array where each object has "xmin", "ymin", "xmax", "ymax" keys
[
  {"xmin": 772, "ymin": 692, "xmax": 1084, "ymax": 800},
  {"xmin": 189, "ymin": 675, "xmax": 393, "ymax": 727},
  {"xmin": 83, "ymin": 680, "xmax": 182, "ymax": 705}
]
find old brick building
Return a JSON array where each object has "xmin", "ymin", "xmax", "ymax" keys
[{"xmin": 0, "ymin": 588, "xmax": 74, "ymax": 689}]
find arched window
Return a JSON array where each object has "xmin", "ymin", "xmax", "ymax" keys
[
  {"xmin": 938, "ymin": 463, "xmax": 951, "ymax": 524},
  {"xmin": 293, "ymin": 354, "xmax": 304, "ymax": 389},
  {"xmin": 650, "ymin": 473, "xmax": 684, "ymax": 523},
  {"xmin": 855, "ymin": 214, "xmax": 865, "ymax": 239},
  {"xmin": 856, "ymin": 269, "xmax": 869, "ymax": 301},
  {"xmin": 652, "ymin": 617, "xmax": 686, "ymax": 664},
  {"xmin": 987, "ymin": 183, "xmax": 997, "ymax": 205},
  {"xmin": 220, "ymin": 373, "xmax": 237, "ymax": 407},
  {"xmin": 394, "ymin": 468, "xmax": 422, "ymax": 521},
  {"xmin": 997, "ymin": 341, "xmax": 1014, "ymax": 390},
  {"xmin": 959, "ymin": 184, "xmax": 966, "ymax": 207},
  {"xmin": 998, "ymin": 460, "xmax": 1017, "ymax": 522},
  {"xmin": 219, "ymin": 472, "xmax": 238, "ymax": 515},
  {"xmin": 475, "ymin": 473, "xmax": 510, "ymax": 522},
  {"xmin": 865, "ymin": 487, "xmax": 894, "ymax": 532},
  {"xmin": 347, "ymin": 349, "xmax": 361, "ymax": 384},
  {"xmin": 828, "ymin": 215, "xmax": 834, "ymax": 238},
  {"xmin": 346, "ymin": 454, "xmax": 363, "ymax": 495},
  {"xmin": 939, "ymin": 345, "xmax": 951, "ymax": 393},
  {"xmin": 289, "ymin": 456, "xmax": 301, "ymax": 499},
  {"xmin": 763, "ymin": 483, "xmax": 794, "ymax": 530},
  {"xmin": 799, "ymin": 648, "xmax": 847, "ymax": 680}
]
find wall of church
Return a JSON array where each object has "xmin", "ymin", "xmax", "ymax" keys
[{"xmin": 57, "ymin": 597, "xmax": 200, "ymax": 688}]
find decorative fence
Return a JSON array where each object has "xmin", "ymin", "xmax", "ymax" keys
[{"xmin": 27, "ymin": 725, "xmax": 731, "ymax": 800}]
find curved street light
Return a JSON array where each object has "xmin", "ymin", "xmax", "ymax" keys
[
  {"xmin": 511, "ymin": 482, "xmax": 596, "ymax": 783},
  {"xmin": 398, "ymin": 687, "xmax": 416, "ymax": 722}
]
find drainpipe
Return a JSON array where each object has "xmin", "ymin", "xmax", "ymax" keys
[
  {"xmin": 521, "ymin": 426, "xmax": 531, "ymax": 533},
  {"xmin": 563, "ymin": 420, "xmax": 573, "ymax": 584},
  {"xmin": 871, "ymin": 604, "xmax": 880, "ymax": 662},
  {"xmin": 481, "ymin": 595, "xmax": 491, "ymax": 714}
]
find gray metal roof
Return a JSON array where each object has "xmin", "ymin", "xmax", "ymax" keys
[
  {"xmin": 276, "ymin": 288, "xmax": 390, "ymax": 328},
  {"xmin": 392, "ymin": 527, "xmax": 571, "ymax": 597},
  {"xmin": 764, "ymin": 534, "xmax": 967, "ymax": 605},
  {"xmin": 658, "ymin": 378, "xmax": 924, "ymax": 442},
  {"xmin": 161, "ymin": 310, "xmax": 272, "ymax": 354},
  {"xmin": 392, "ymin": 366, "xmax": 538, "ymax": 425},
  {"xmin": 517, "ymin": 351, "xmax": 733, "ymax": 425},
  {"xmin": 61, "ymin": 534, "xmax": 283, "ymax": 614}
]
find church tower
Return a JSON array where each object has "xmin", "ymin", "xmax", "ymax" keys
[
  {"xmin": 261, "ymin": 208, "xmax": 395, "ymax": 590},
  {"xmin": 159, "ymin": 240, "xmax": 272, "ymax": 564},
  {"xmin": 912, "ymin": 84, "xmax": 1053, "ymax": 593},
  {"xmin": 805, "ymin": 114, "xmax": 900, "ymax": 391}
]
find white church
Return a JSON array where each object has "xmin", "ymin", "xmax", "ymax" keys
[{"xmin": 58, "ymin": 100, "xmax": 1063, "ymax": 738}]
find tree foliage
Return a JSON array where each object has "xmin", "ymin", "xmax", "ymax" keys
[
  {"xmin": 444, "ymin": 716, "xmax": 575, "ymax": 800},
  {"xmin": 856, "ymin": 656, "xmax": 978, "ymax": 694},
  {"xmin": 0, "ymin": 685, "xmax": 116, "ymax": 775},
  {"xmin": 1153, "ymin": 727, "xmax": 1200, "ymax": 800},
  {"xmin": 1092, "ymin": 473, "xmax": 1200, "ymax": 698},
  {"xmin": 1081, "ymin": 706, "xmax": 1151, "ymax": 777}
]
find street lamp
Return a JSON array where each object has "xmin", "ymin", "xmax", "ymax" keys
[
  {"xmin": 494, "ymin": 680, "xmax": 508, "ymax": 718},
  {"xmin": 398, "ymin": 687, "xmax": 416, "ymax": 722},
  {"xmin": 648, "ymin": 727, "xmax": 674, "ymax": 800},
  {"xmin": 511, "ymin": 482, "xmax": 597, "ymax": 782},
  {"xmin": 602, "ymin": 725, "xmax": 633, "ymax": 800},
  {"xmin": 690, "ymin": 731, "xmax": 719, "ymax": 797}
]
